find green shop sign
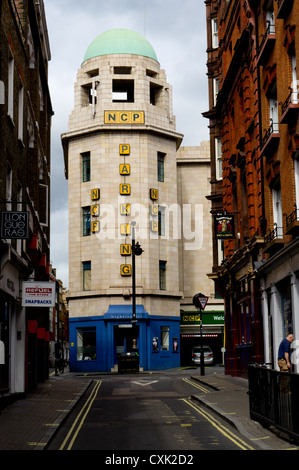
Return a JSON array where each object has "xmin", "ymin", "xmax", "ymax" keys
[{"xmin": 181, "ymin": 312, "xmax": 224, "ymax": 325}]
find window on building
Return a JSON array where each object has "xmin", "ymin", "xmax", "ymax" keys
[
  {"xmin": 159, "ymin": 260, "xmax": 167, "ymax": 290},
  {"xmin": 112, "ymin": 79, "xmax": 134, "ymax": 102},
  {"xmin": 83, "ymin": 261, "xmax": 91, "ymax": 291},
  {"xmin": 160, "ymin": 326, "xmax": 169, "ymax": 351},
  {"xmin": 150, "ymin": 82, "xmax": 163, "ymax": 106},
  {"xmin": 39, "ymin": 183, "xmax": 49, "ymax": 226},
  {"xmin": 18, "ymin": 83, "xmax": 24, "ymax": 141},
  {"xmin": 8, "ymin": 50, "xmax": 14, "ymax": 120},
  {"xmin": 290, "ymin": 48, "xmax": 298, "ymax": 104},
  {"xmin": 82, "ymin": 152, "xmax": 91, "ymax": 182},
  {"xmin": 213, "ymin": 77, "xmax": 219, "ymax": 106},
  {"xmin": 76, "ymin": 327, "xmax": 96, "ymax": 360},
  {"xmin": 215, "ymin": 137, "xmax": 222, "ymax": 180},
  {"xmin": 158, "ymin": 206, "xmax": 165, "ymax": 236},
  {"xmin": 157, "ymin": 152, "xmax": 165, "ymax": 182},
  {"xmin": 83, "ymin": 206, "xmax": 91, "ymax": 236},
  {"xmin": 211, "ymin": 18, "xmax": 218, "ymax": 48},
  {"xmin": 6, "ymin": 162, "xmax": 12, "ymax": 211},
  {"xmin": 272, "ymin": 178, "xmax": 283, "ymax": 237}
]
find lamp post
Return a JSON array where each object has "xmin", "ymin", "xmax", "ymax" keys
[
  {"xmin": 193, "ymin": 293, "xmax": 209, "ymax": 376},
  {"xmin": 131, "ymin": 222, "xmax": 143, "ymax": 323}
]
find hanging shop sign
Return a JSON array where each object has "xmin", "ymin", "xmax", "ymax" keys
[
  {"xmin": 22, "ymin": 282, "xmax": 55, "ymax": 307},
  {"xmin": 214, "ymin": 214, "xmax": 235, "ymax": 239},
  {"xmin": 1, "ymin": 211, "xmax": 29, "ymax": 239}
]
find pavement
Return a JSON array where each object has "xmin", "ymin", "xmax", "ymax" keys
[{"xmin": 0, "ymin": 366, "xmax": 298, "ymax": 451}]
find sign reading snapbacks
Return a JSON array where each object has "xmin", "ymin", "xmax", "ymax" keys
[
  {"xmin": 22, "ymin": 282, "xmax": 55, "ymax": 307},
  {"xmin": 193, "ymin": 293, "xmax": 209, "ymax": 311}
]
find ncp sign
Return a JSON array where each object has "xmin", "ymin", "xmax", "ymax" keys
[{"xmin": 22, "ymin": 282, "xmax": 55, "ymax": 307}]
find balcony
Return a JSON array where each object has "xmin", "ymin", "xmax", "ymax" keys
[
  {"xmin": 277, "ymin": 0, "xmax": 294, "ymax": 19},
  {"xmin": 285, "ymin": 206, "xmax": 299, "ymax": 236},
  {"xmin": 260, "ymin": 120, "xmax": 280, "ymax": 156},
  {"xmin": 263, "ymin": 223, "xmax": 284, "ymax": 255},
  {"xmin": 280, "ymin": 89, "xmax": 299, "ymax": 124},
  {"xmin": 257, "ymin": 22, "xmax": 276, "ymax": 66}
]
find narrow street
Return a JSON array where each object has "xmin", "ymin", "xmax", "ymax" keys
[{"xmin": 47, "ymin": 370, "xmax": 257, "ymax": 452}]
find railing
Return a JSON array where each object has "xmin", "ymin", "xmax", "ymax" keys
[
  {"xmin": 248, "ymin": 364, "xmax": 299, "ymax": 444},
  {"xmin": 280, "ymin": 88, "xmax": 299, "ymax": 115},
  {"xmin": 264, "ymin": 223, "xmax": 283, "ymax": 245},
  {"xmin": 285, "ymin": 205, "xmax": 299, "ymax": 227},
  {"xmin": 261, "ymin": 120, "xmax": 279, "ymax": 149},
  {"xmin": 259, "ymin": 20, "xmax": 276, "ymax": 54}
]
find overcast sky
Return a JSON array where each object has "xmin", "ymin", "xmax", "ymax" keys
[{"xmin": 46, "ymin": 0, "xmax": 209, "ymax": 288}]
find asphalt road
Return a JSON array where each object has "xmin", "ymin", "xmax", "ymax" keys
[{"xmin": 47, "ymin": 371, "xmax": 259, "ymax": 453}]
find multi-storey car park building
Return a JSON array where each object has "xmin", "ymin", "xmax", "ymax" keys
[
  {"xmin": 204, "ymin": 0, "xmax": 299, "ymax": 377},
  {"xmin": 62, "ymin": 29, "xmax": 223, "ymax": 373}
]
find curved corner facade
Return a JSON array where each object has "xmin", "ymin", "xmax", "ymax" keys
[{"xmin": 62, "ymin": 31, "xmax": 185, "ymax": 372}]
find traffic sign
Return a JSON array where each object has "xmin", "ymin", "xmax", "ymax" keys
[{"xmin": 193, "ymin": 293, "xmax": 209, "ymax": 311}]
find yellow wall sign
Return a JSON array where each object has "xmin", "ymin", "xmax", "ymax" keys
[
  {"xmin": 91, "ymin": 204, "xmax": 99, "ymax": 216},
  {"xmin": 105, "ymin": 111, "xmax": 144, "ymax": 124},
  {"xmin": 150, "ymin": 188, "xmax": 158, "ymax": 200},
  {"xmin": 120, "ymin": 244, "xmax": 131, "ymax": 256},
  {"xmin": 120, "ymin": 184, "xmax": 131, "ymax": 195},
  {"xmin": 121, "ymin": 264, "xmax": 131, "ymax": 276},
  {"xmin": 150, "ymin": 220, "xmax": 159, "ymax": 232},
  {"xmin": 150, "ymin": 204, "xmax": 159, "ymax": 216},
  {"xmin": 91, "ymin": 188, "xmax": 100, "ymax": 200},
  {"xmin": 120, "ymin": 203, "xmax": 131, "ymax": 215},
  {"xmin": 119, "ymin": 144, "xmax": 130, "ymax": 155},
  {"xmin": 91, "ymin": 221, "xmax": 99, "ymax": 233},
  {"xmin": 120, "ymin": 224, "xmax": 131, "ymax": 235},
  {"xmin": 120, "ymin": 164, "xmax": 130, "ymax": 175}
]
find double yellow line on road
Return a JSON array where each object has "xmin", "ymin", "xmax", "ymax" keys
[
  {"xmin": 59, "ymin": 380, "xmax": 102, "ymax": 450},
  {"xmin": 181, "ymin": 398, "xmax": 254, "ymax": 450}
]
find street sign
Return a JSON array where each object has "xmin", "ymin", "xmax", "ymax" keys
[{"xmin": 193, "ymin": 293, "xmax": 209, "ymax": 311}]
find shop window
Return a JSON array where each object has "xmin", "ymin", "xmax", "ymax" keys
[
  {"xmin": 82, "ymin": 152, "xmax": 90, "ymax": 182},
  {"xmin": 76, "ymin": 327, "xmax": 96, "ymax": 360},
  {"xmin": 83, "ymin": 206, "xmax": 91, "ymax": 236},
  {"xmin": 159, "ymin": 260, "xmax": 166, "ymax": 290},
  {"xmin": 83, "ymin": 261, "xmax": 91, "ymax": 291},
  {"xmin": 112, "ymin": 79, "xmax": 134, "ymax": 102},
  {"xmin": 160, "ymin": 326, "xmax": 169, "ymax": 351}
]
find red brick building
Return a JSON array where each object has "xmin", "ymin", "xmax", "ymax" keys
[
  {"xmin": 0, "ymin": 0, "xmax": 53, "ymax": 399},
  {"xmin": 204, "ymin": 0, "xmax": 299, "ymax": 376}
]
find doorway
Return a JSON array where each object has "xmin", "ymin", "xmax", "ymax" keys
[{"xmin": 114, "ymin": 324, "xmax": 139, "ymax": 364}]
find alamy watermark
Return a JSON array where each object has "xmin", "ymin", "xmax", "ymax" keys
[{"xmin": 93, "ymin": 199, "xmax": 204, "ymax": 251}]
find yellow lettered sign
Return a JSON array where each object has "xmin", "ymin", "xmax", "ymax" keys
[
  {"xmin": 150, "ymin": 188, "xmax": 158, "ymax": 200},
  {"xmin": 91, "ymin": 221, "xmax": 99, "ymax": 233},
  {"xmin": 120, "ymin": 184, "xmax": 131, "ymax": 195},
  {"xmin": 121, "ymin": 264, "xmax": 131, "ymax": 276},
  {"xmin": 150, "ymin": 220, "xmax": 159, "ymax": 232},
  {"xmin": 91, "ymin": 188, "xmax": 100, "ymax": 200},
  {"xmin": 105, "ymin": 111, "xmax": 144, "ymax": 124},
  {"xmin": 120, "ymin": 244, "xmax": 131, "ymax": 256},
  {"xmin": 120, "ymin": 224, "xmax": 131, "ymax": 235},
  {"xmin": 91, "ymin": 204, "xmax": 99, "ymax": 217},
  {"xmin": 120, "ymin": 203, "xmax": 131, "ymax": 215},
  {"xmin": 119, "ymin": 144, "xmax": 130, "ymax": 155},
  {"xmin": 120, "ymin": 164, "xmax": 130, "ymax": 175},
  {"xmin": 150, "ymin": 204, "xmax": 159, "ymax": 216}
]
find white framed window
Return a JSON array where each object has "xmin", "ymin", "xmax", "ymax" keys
[
  {"xmin": 8, "ymin": 50, "xmax": 14, "ymax": 120},
  {"xmin": 215, "ymin": 137, "xmax": 222, "ymax": 180},
  {"xmin": 272, "ymin": 182, "xmax": 283, "ymax": 237},
  {"xmin": 213, "ymin": 77, "xmax": 219, "ymax": 106},
  {"xmin": 18, "ymin": 83, "xmax": 24, "ymax": 141},
  {"xmin": 211, "ymin": 18, "xmax": 218, "ymax": 48}
]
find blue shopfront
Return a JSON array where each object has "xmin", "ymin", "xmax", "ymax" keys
[{"xmin": 69, "ymin": 305, "xmax": 180, "ymax": 372}]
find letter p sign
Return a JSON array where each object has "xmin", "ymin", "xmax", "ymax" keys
[{"xmin": 119, "ymin": 144, "xmax": 130, "ymax": 155}]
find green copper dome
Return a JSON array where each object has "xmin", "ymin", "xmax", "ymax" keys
[{"xmin": 83, "ymin": 29, "xmax": 158, "ymax": 62}]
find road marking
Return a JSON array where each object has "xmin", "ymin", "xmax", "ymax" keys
[
  {"xmin": 59, "ymin": 380, "xmax": 102, "ymax": 451},
  {"xmin": 181, "ymin": 398, "xmax": 254, "ymax": 450},
  {"xmin": 131, "ymin": 380, "xmax": 158, "ymax": 387},
  {"xmin": 182, "ymin": 377, "xmax": 210, "ymax": 393}
]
